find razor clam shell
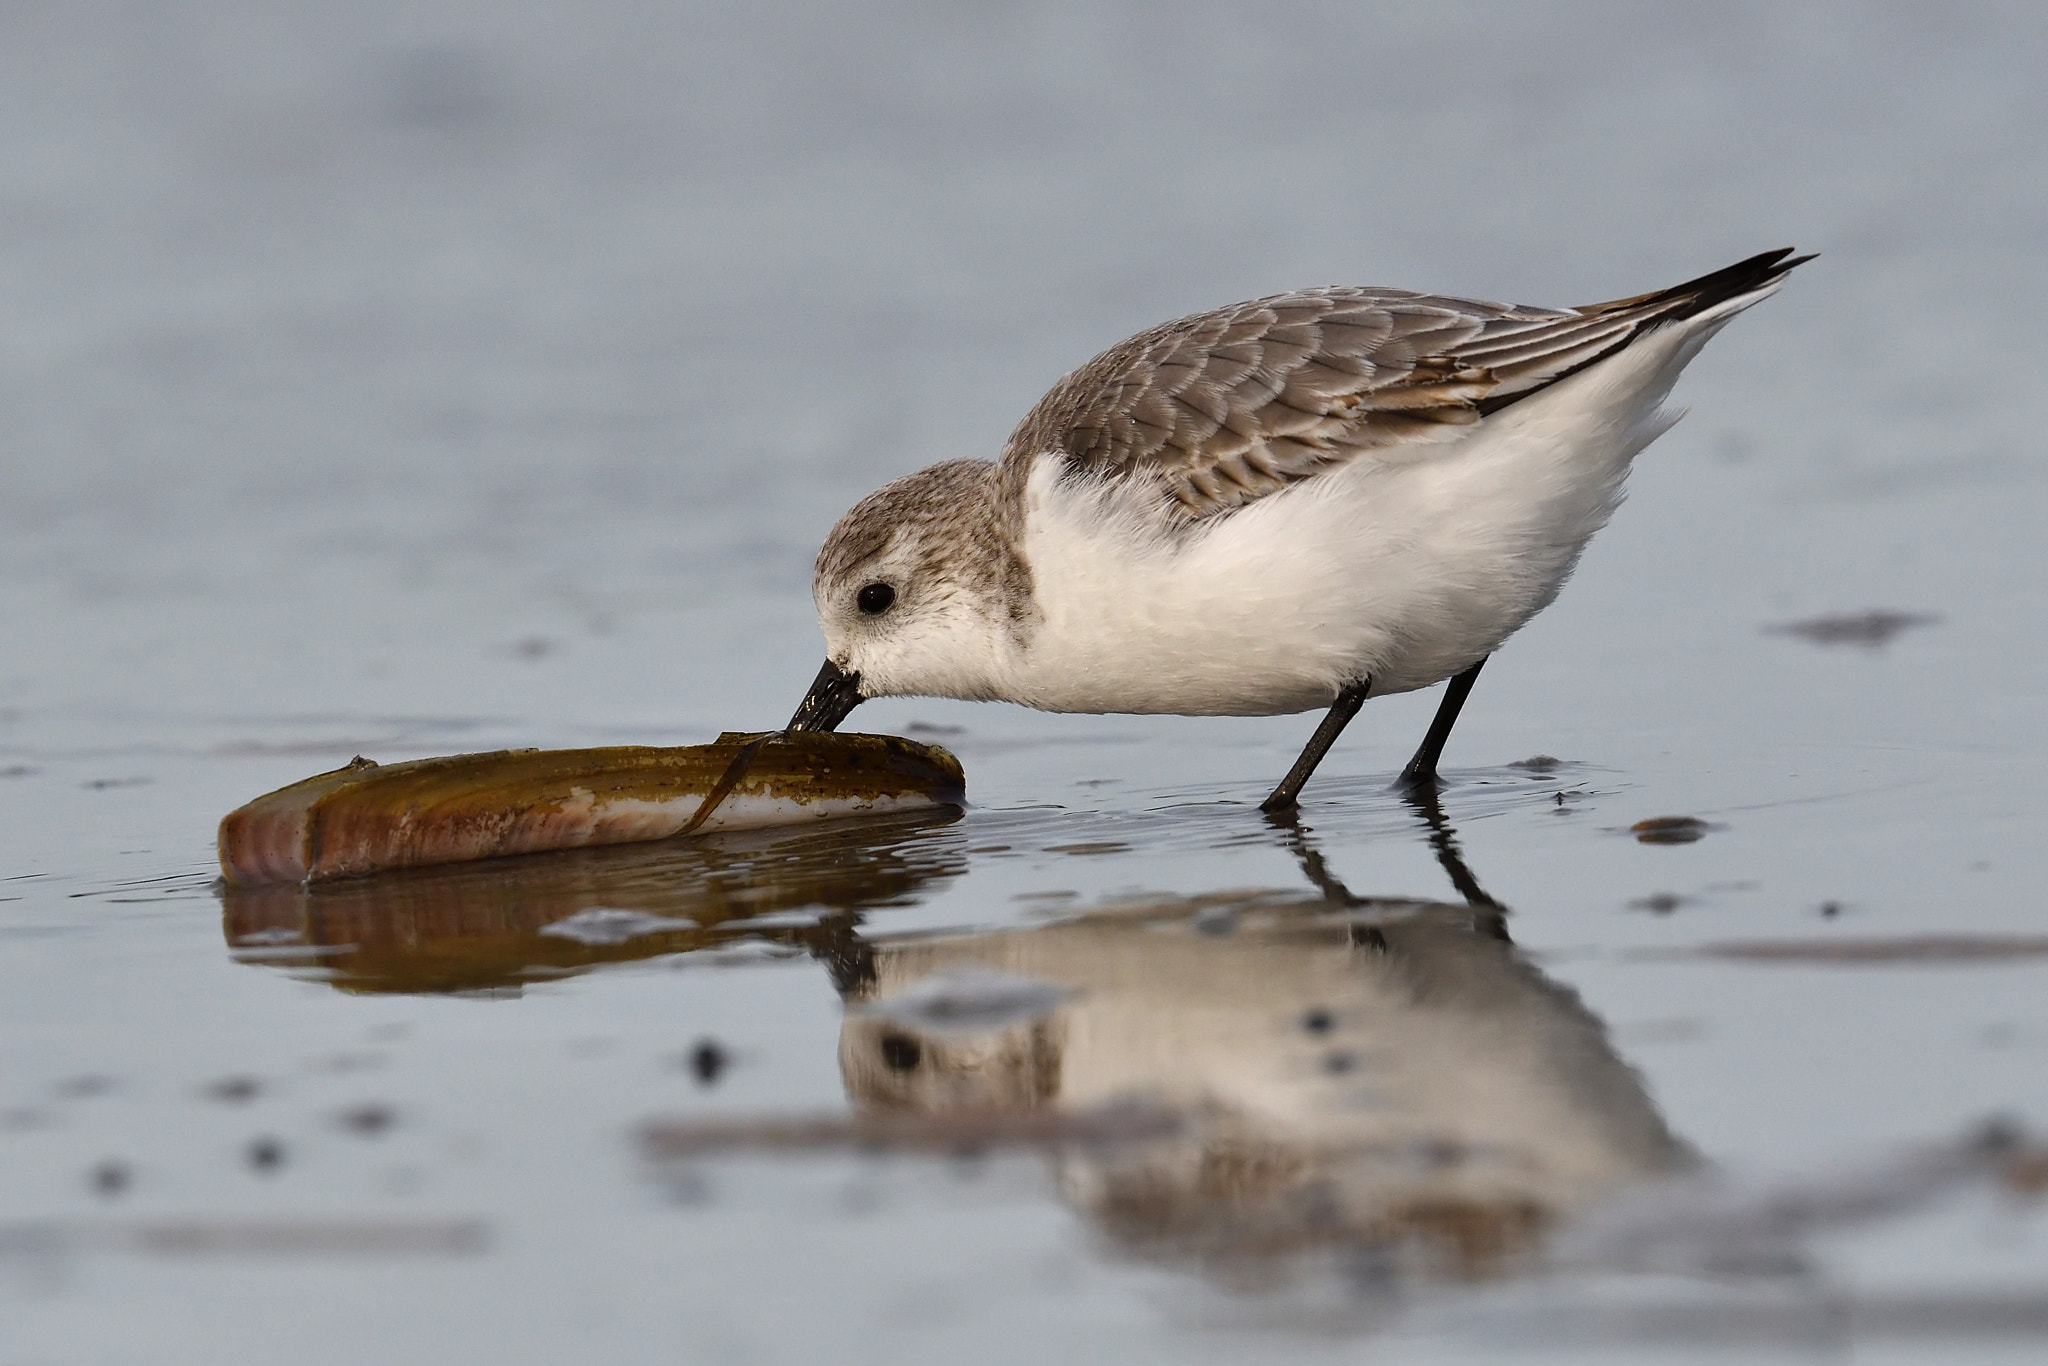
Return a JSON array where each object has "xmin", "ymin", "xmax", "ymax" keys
[{"xmin": 217, "ymin": 731, "xmax": 965, "ymax": 885}]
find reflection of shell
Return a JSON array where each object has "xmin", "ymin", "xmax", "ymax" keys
[
  {"xmin": 840, "ymin": 895, "xmax": 1688, "ymax": 1282},
  {"xmin": 217, "ymin": 731, "xmax": 964, "ymax": 884},
  {"xmin": 219, "ymin": 810, "xmax": 965, "ymax": 995}
]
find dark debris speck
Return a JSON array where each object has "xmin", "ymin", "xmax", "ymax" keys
[
  {"xmin": 336, "ymin": 1103, "xmax": 397, "ymax": 1136},
  {"xmin": 1631, "ymin": 816, "xmax": 1715, "ymax": 845},
  {"xmin": 205, "ymin": 1076, "xmax": 263, "ymax": 1104},
  {"xmin": 688, "ymin": 1039, "xmax": 730, "ymax": 1087},
  {"xmin": 1765, "ymin": 610, "xmax": 1940, "ymax": 649},
  {"xmin": 246, "ymin": 1137, "xmax": 287, "ymax": 1173}
]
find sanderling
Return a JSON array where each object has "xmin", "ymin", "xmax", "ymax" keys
[{"xmin": 789, "ymin": 248, "xmax": 1810, "ymax": 811}]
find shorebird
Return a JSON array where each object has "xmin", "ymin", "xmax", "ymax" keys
[{"xmin": 788, "ymin": 249, "xmax": 1809, "ymax": 811}]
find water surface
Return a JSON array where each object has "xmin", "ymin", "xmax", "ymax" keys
[{"xmin": 5, "ymin": 4, "xmax": 2047, "ymax": 1361}]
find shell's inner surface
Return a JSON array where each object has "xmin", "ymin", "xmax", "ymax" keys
[{"xmin": 217, "ymin": 731, "xmax": 967, "ymax": 885}]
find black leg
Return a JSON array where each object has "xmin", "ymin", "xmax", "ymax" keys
[
  {"xmin": 1260, "ymin": 680, "xmax": 1371, "ymax": 813},
  {"xmin": 1395, "ymin": 657, "xmax": 1488, "ymax": 791}
]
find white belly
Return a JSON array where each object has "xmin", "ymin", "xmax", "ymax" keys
[{"xmin": 1001, "ymin": 311, "xmax": 1727, "ymax": 716}]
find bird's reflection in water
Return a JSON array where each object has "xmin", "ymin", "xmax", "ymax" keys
[{"xmin": 838, "ymin": 790, "xmax": 1689, "ymax": 1288}]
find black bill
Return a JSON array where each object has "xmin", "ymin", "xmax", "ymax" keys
[{"xmin": 786, "ymin": 659, "xmax": 866, "ymax": 733}]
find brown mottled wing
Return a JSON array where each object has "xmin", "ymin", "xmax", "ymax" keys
[{"xmin": 1000, "ymin": 248, "xmax": 1810, "ymax": 519}]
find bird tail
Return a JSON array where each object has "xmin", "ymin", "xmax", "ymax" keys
[{"xmin": 1580, "ymin": 247, "xmax": 1816, "ymax": 322}]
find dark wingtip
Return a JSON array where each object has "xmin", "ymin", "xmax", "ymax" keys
[
  {"xmin": 1473, "ymin": 250, "xmax": 1814, "ymax": 418},
  {"xmin": 1592, "ymin": 247, "xmax": 1816, "ymax": 320}
]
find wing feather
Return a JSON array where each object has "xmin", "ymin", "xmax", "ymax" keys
[{"xmin": 999, "ymin": 249, "xmax": 1811, "ymax": 519}]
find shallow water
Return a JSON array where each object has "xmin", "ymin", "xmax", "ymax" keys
[{"xmin": 5, "ymin": 4, "xmax": 2048, "ymax": 1362}]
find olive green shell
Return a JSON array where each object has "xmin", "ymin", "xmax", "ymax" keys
[{"xmin": 218, "ymin": 732, "xmax": 965, "ymax": 885}]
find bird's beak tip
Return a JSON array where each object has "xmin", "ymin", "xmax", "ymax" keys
[{"xmin": 787, "ymin": 658, "xmax": 866, "ymax": 733}]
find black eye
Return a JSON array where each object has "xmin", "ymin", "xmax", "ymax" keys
[{"xmin": 856, "ymin": 582, "xmax": 895, "ymax": 616}]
